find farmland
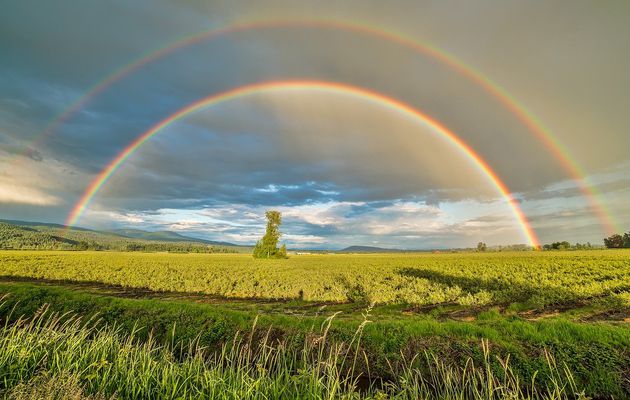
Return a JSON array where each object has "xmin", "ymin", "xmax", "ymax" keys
[
  {"xmin": 0, "ymin": 250, "xmax": 628, "ymax": 309},
  {"xmin": 0, "ymin": 250, "xmax": 628, "ymax": 398}
]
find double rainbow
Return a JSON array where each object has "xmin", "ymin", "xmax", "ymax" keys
[{"xmin": 8, "ymin": 18, "xmax": 612, "ymax": 241}]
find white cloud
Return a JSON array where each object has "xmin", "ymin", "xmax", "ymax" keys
[
  {"xmin": 0, "ymin": 183, "xmax": 60, "ymax": 205},
  {"xmin": 0, "ymin": 154, "xmax": 71, "ymax": 206}
]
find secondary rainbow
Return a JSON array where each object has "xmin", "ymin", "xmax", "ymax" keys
[
  {"xmin": 13, "ymin": 18, "xmax": 617, "ymax": 234},
  {"xmin": 65, "ymin": 80, "xmax": 540, "ymax": 247}
]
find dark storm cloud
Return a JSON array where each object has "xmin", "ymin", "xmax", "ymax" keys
[
  {"xmin": 523, "ymin": 178, "xmax": 630, "ymax": 202},
  {"xmin": 2, "ymin": 3, "xmax": 563, "ymax": 191},
  {"xmin": 0, "ymin": 1, "xmax": 212, "ymax": 87},
  {"xmin": 2, "ymin": 0, "xmax": 629, "ymax": 245}
]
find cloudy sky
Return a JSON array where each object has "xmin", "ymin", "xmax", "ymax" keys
[{"xmin": 1, "ymin": 0, "xmax": 629, "ymax": 249}]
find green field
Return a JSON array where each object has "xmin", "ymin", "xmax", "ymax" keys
[
  {"xmin": 0, "ymin": 250, "xmax": 628, "ymax": 398},
  {"xmin": 1, "ymin": 250, "xmax": 629, "ymax": 307}
]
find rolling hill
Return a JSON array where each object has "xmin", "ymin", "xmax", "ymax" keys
[
  {"xmin": 109, "ymin": 228, "xmax": 236, "ymax": 246},
  {"xmin": 0, "ymin": 220, "xmax": 248, "ymax": 252},
  {"xmin": 339, "ymin": 245, "xmax": 409, "ymax": 253}
]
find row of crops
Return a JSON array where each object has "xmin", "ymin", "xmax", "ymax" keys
[{"xmin": 0, "ymin": 250, "xmax": 628, "ymax": 307}]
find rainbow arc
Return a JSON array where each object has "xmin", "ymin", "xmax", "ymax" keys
[{"xmin": 65, "ymin": 80, "xmax": 540, "ymax": 247}]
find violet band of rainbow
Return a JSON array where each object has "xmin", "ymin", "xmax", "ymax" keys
[{"xmin": 64, "ymin": 80, "xmax": 541, "ymax": 247}]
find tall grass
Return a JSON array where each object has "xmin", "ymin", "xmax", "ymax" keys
[{"xmin": 0, "ymin": 304, "xmax": 589, "ymax": 399}]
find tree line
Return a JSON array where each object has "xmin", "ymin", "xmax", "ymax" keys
[
  {"xmin": 541, "ymin": 241, "xmax": 598, "ymax": 251},
  {"xmin": 603, "ymin": 232, "xmax": 630, "ymax": 248},
  {"xmin": 538, "ymin": 231, "xmax": 630, "ymax": 250}
]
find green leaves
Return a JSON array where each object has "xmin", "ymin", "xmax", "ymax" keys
[{"xmin": 253, "ymin": 211, "xmax": 287, "ymax": 259}]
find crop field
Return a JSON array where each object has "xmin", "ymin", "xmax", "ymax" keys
[
  {"xmin": 0, "ymin": 250, "xmax": 628, "ymax": 398},
  {"xmin": 0, "ymin": 250, "xmax": 629, "ymax": 309}
]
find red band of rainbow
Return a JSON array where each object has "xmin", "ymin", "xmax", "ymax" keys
[{"xmin": 65, "ymin": 80, "xmax": 541, "ymax": 247}]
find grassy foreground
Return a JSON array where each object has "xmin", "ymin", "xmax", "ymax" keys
[
  {"xmin": 0, "ymin": 281, "xmax": 627, "ymax": 398},
  {"xmin": 0, "ymin": 302, "xmax": 596, "ymax": 399},
  {"xmin": 0, "ymin": 250, "xmax": 627, "ymax": 397}
]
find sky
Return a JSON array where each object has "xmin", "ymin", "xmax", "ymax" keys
[{"xmin": 1, "ymin": 0, "xmax": 629, "ymax": 249}]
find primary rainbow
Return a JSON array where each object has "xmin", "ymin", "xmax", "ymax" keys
[
  {"xmin": 13, "ymin": 18, "xmax": 618, "ymax": 234},
  {"xmin": 65, "ymin": 80, "xmax": 540, "ymax": 247}
]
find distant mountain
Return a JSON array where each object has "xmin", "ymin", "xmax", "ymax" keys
[
  {"xmin": 0, "ymin": 219, "xmax": 248, "ymax": 252},
  {"xmin": 110, "ymin": 229, "xmax": 237, "ymax": 247},
  {"xmin": 0, "ymin": 219, "xmax": 93, "ymax": 231},
  {"xmin": 339, "ymin": 245, "xmax": 407, "ymax": 253}
]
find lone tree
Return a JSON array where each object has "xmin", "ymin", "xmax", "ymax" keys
[
  {"xmin": 476, "ymin": 242, "xmax": 487, "ymax": 252},
  {"xmin": 253, "ymin": 210, "xmax": 287, "ymax": 259}
]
